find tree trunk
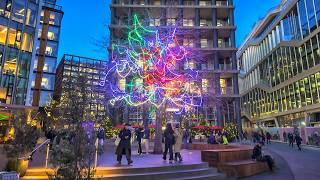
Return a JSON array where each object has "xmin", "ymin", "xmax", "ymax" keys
[{"xmin": 153, "ymin": 108, "xmax": 163, "ymax": 154}]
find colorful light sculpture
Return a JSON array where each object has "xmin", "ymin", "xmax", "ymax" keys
[{"xmin": 101, "ymin": 14, "xmax": 203, "ymax": 111}]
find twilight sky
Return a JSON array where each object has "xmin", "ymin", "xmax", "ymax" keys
[{"xmin": 56, "ymin": 0, "xmax": 280, "ymax": 61}]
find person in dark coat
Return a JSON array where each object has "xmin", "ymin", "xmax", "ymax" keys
[
  {"xmin": 207, "ymin": 132, "xmax": 216, "ymax": 144},
  {"xmin": 288, "ymin": 133, "xmax": 294, "ymax": 148},
  {"xmin": 135, "ymin": 127, "xmax": 143, "ymax": 155},
  {"xmin": 266, "ymin": 132, "xmax": 271, "ymax": 144},
  {"xmin": 295, "ymin": 135, "xmax": 302, "ymax": 151},
  {"xmin": 115, "ymin": 124, "xmax": 133, "ymax": 165},
  {"xmin": 163, "ymin": 123, "xmax": 175, "ymax": 163},
  {"xmin": 252, "ymin": 142, "xmax": 274, "ymax": 171},
  {"xmin": 283, "ymin": 131, "xmax": 287, "ymax": 142}
]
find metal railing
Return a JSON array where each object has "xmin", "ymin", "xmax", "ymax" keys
[{"xmin": 18, "ymin": 139, "xmax": 51, "ymax": 168}]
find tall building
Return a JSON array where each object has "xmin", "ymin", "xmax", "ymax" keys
[
  {"xmin": 26, "ymin": 0, "xmax": 63, "ymax": 107},
  {"xmin": 0, "ymin": 0, "xmax": 63, "ymax": 141},
  {"xmin": 109, "ymin": 0, "xmax": 240, "ymax": 127},
  {"xmin": 238, "ymin": 0, "xmax": 320, "ymax": 127},
  {"xmin": 54, "ymin": 54, "xmax": 108, "ymax": 117}
]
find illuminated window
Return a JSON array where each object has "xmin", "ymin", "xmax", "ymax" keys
[
  {"xmin": 183, "ymin": 19, "xmax": 194, "ymax": 26},
  {"xmin": 41, "ymin": 78, "xmax": 49, "ymax": 89},
  {"xmin": 200, "ymin": 39, "xmax": 208, "ymax": 48},
  {"xmin": 8, "ymin": 29, "xmax": 21, "ymax": 48},
  {"xmin": 199, "ymin": 1, "xmax": 211, "ymax": 6},
  {"xmin": 202, "ymin": 79, "xmax": 208, "ymax": 93},
  {"xmin": 0, "ymin": 25, "xmax": 7, "ymax": 44},
  {"xmin": 47, "ymin": 32, "xmax": 55, "ymax": 40},
  {"xmin": 200, "ymin": 19, "xmax": 207, "ymax": 26},
  {"xmin": 167, "ymin": 18, "xmax": 176, "ymax": 26},
  {"xmin": 22, "ymin": 32, "xmax": 33, "ymax": 52},
  {"xmin": 150, "ymin": 18, "xmax": 160, "ymax": 26},
  {"xmin": 220, "ymin": 79, "xmax": 226, "ymax": 94},
  {"xmin": 119, "ymin": 79, "xmax": 126, "ymax": 91},
  {"xmin": 45, "ymin": 46, "xmax": 53, "ymax": 56}
]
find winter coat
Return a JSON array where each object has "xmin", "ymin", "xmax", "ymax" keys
[
  {"xmin": 174, "ymin": 128, "xmax": 183, "ymax": 153},
  {"xmin": 164, "ymin": 128, "xmax": 175, "ymax": 145},
  {"xmin": 295, "ymin": 136, "xmax": 302, "ymax": 145},
  {"xmin": 252, "ymin": 145, "xmax": 262, "ymax": 160},
  {"xmin": 115, "ymin": 129, "xmax": 131, "ymax": 155},
  {"xmin": 135, "ymin": 128, "xmax": 142, "ymax": 143}
]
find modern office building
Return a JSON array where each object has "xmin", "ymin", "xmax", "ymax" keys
[
  {"xmin": 109, "ymin": 0, "xmax": 240, "ymax": 127},
  {"xmin": 26, "ymin": 0, "xmax": 63, "ymax": 107},
  {"xmin": 238, "ymin": 0, "xmax": 320, "ymax": 127},
  {"xmin": 54, "ymin": 54, "xmax": 109, "ymax": 117},
  {"xmin": 0, "ymin": 0, "xmax": 63, "ymax": 141}
]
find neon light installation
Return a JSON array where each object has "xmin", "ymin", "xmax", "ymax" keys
[{"xmin": 101, "ymin": 15, "xmax": 203, "ymax": 111}]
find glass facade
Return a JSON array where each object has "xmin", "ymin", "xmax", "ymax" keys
[
  {"xmin": 0, "ymin": 0, "xmax": 38, "ymax": 105},
  {"xmin": 26, "ymin": 1, "xmax": 63, "ymax": 107},
  {"xmin": 55, "ymin": 55, "xmax": 108, "ymax": 116},
  {"xmin": 239, "ymin": 0, "xmax": 320, "ymax": 126}
]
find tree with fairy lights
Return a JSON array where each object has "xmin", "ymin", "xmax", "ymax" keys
[{"xmin": 102, "ymin": 14, "xmax": 204, "ymax": 153}]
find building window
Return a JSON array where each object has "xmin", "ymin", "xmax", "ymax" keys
[
  {"xmin": 183, "ymin": 19, "xmax": 194, "ymax": 26},
  {"xmin": 202, "ymin": 79, "xmax": 208, "ymax": 93},
  {"xmin": 119, "ymin": 79, "xmax": 126, "ymax": 91},
  {"xmin": 150, "ymin": 18, "xmax": 160, "ymax": 26},
  {"xmin": 220, "ymin": 79, "xmax": 226, "ymax": 94},
  {"xmin": 0, "ymin": 25, "xmax": 7, "ymax": 44},
  {"xmin": 167, "ymin": 18, "xmax": 176, "ymax": 26},
  {"xmin": 200, "ymin": 39, "xmax": 208, "ymax": 48}
]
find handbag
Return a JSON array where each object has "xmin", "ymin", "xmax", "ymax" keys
[{"xmin": 115, "ymin": 137, "xmax": 121, "ymax": 146}]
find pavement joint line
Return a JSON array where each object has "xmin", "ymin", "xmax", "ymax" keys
[{"xmin": 271, "ymin": 140, "xmax": 320, "ymax": 150}]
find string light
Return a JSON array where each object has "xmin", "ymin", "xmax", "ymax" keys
[{"xmin": 101, "ymin": 14, "xmax": 203, "ymax": 112}]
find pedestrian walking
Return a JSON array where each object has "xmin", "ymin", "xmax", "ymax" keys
[
  {"xmin": 163, "ymin": 123, "xmax": 175, "ymax": 163},
  {"xmin": 143, "ymin": 126, "xmax": 150, "ymax": 154},
  {"xmin": 182, "ymin": 128, "xmax": 189, "ymax": 149},
  {"xmin": 266, "ymin": 132, "xmax": 271, "ymax": 144},
  {"xmin": 295, "ymin": 134, "xmax": 302, "ymax": 151},
  {"xmin": 135, "ymin": 127, "xmax": 143, "ymax": 155},
  {"xmin": 283, "ymin": 131, "xmax": 287, "ymax": 142},
  {"xmin": 288, "ymin": 133, "xmax": 294, "ymax": 148},
  {"xmin": 115, "ymin": 123, "xmax": 133, "ymax": 165},
  {"xmin": 174, "ymin": 124, "xmax": 183, "ymax": 163},
  {"xmin": 97, "ymin": 126, "xmax": 105, "ymax": 155}
]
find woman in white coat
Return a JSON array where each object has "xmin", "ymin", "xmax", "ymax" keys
[{"xmin": 174, "ymin": 124, "xmax": 183, "ymax": 162}]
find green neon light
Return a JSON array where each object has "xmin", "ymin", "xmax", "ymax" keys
[{"xmin": 0, "ymin": 113, "xmax": 9, "ymax": 121}]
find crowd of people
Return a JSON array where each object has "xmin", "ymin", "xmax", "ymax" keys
[
  {"xmin": 114, "ymin": 123, "xmax": 188, "ymax": 165},
  {"xmin": 282, "ymin": 131, "xmax": 303, "ymax": 151}
]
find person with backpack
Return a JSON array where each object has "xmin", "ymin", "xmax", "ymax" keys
[
  {"xmin": 97, "ymin": 126, "xmax": 105, "ymax": 155},
  {"xmin": 163, "ymin": 123, "xmax": 175, "ymax": 163}
]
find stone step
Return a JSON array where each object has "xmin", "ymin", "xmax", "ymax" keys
[
  {"xmin": 95, "ymin": 162, "xmax": 211, "ymax": 175},
  {"xmin": 98, "ymin": 168, "xmax": 219, "ymax": 180},
  {"xmin": 23, "ymin": 163, "xmax": 224, "ymax": 180}
]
